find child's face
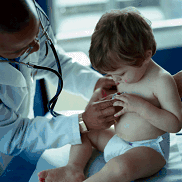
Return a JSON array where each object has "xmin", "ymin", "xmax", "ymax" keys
[{"xmin": 107, "ymin": 63, "xmax": 148, "ymax": 85}]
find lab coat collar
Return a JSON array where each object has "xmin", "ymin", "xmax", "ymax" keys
[{"xmin": 0, "ymin": 62, "xmax": 27, "ymax": 87}]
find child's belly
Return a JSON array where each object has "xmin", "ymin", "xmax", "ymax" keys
[{"xmin": 114, "ymin": 113, "xmax": 166, "ymax": 142}]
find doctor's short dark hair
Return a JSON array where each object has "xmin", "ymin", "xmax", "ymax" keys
[
  {"xmin": 0, "ymin": 0, "xmax": 31, "ymax": 33},
  {"xmin": 89, "ymin": 9, "xmax": 157, "ymax": 74}
]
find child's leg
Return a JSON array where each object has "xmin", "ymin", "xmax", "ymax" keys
[
  {"xmin": 38, "ymin": 128, "xmax": 115, "ymax": 182},
  {"xmin": 38, "ymin": 133, "xmax": 92, "ymax": 182},
  {"xmin": 67, "ymin": 133, "xmax": 93, "ymax": 170},
  {"xmin": 67, "ymin": 127, "xmax": 115, "ymax": 170},
  {"xmin": 84, "ymin": 146, "xmax": 166, "ymax": 182}
]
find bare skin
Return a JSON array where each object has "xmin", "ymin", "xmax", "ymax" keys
[
  {"xmin": 173, "ymin": 71, "xmax": 182, "ymax": 98},
  {"xmin": 38, "ymin": 128, "xmax": 165, "ymax": 182},
  {"xmin": 0, "ymin": 1, "xmax": 121, "ymax": 182},
  {"xmin": 38, "ymin": 53, "xmax": 181, "ymax": 182},
  {"xmin": 38, "ymin": 165, "xmax": 85, "ymax": 182},
  {"xmin": 1, "ymin": 2, "xmax": 180, "ymax": 182},
  {"xmin": 113, "ymin": 60, "xmax": 181, "ymax": 142},
  {"xmin": 38, "ymin": 91, "xmax": 119, "ymax": 182},
  {"xmin": 0, "ymin": 0, "xmax": 40, "ymax": 59}
]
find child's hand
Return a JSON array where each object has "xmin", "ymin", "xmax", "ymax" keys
[{"xmin": 113, "ymin": 92, "xmax": 145, "ymax": 117}]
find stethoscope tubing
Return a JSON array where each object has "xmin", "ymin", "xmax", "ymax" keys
[
  {"xmin": 0, "ymin": 58, "xmax": 63, "ymax": 117},
  {"xmin": 0, "ymin": 1, "xmax": 63, "ymax": 117}
]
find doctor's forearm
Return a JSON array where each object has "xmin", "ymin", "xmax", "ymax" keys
[{"xmin": 0, "ymin": 115, "xmax": 81, "ymax": 155}]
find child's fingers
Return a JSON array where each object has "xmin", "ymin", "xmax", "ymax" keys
[{"xmin": 114, "ymin": 94, "xmax": 127, "ymax": 102}]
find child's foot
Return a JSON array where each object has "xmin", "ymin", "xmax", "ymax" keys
[{"xmin": 38, "ymin": 165, "xmax": 85, "ymax": 182}]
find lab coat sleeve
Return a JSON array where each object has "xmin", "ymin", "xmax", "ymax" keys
[
  {"xmin": 34, "ymin": 15, "xmax": 103, "ymax": 101},
  {"xmin": 45, "ymin": 51, "xmax": 103, "ymax": 101},
  {"xmin": 0, "ymin": 100, "xmax": 81, "ymax": 156}
]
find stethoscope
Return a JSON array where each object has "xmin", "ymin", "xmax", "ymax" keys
[{"xmin": 0, "ymin": 1, "xmax": 63, "ymax": 117}]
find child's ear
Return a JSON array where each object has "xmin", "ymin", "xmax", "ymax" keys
[
  {"xmin": 145, "ymin": 50, "xmax": 152, "ymax": 61},
  {"xmin": 143, "ymin": 50, "xmax": 152, "ymax": 65}
]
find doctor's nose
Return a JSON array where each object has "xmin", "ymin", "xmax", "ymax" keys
[
  {"xmin": 24, "ymin": 38, "xmax": 40, "ymax": 56},
  {"xmin": 29, "ymin": 39, "xmax": 40, "ymax": 54}
]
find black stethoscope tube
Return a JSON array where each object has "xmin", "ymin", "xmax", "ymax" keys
[
  {"xmin": 0, "ymin": 56, "xmax": 63, "ymax": 117},
  {"xmin": 33, "ymin": 63, "xmax": 63, "ymax": 117},
  {"xmin": 0, "ymin": 1, "xmax": 63, "ymax": 117}
]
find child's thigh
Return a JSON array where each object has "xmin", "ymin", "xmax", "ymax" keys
[
  {"xmin": 110, "ymin": 146, "xmax": 166, "ymax": 180},
  {"xmin": 87, "ymin": 128, "xmax": 115, "ymax": 152}
]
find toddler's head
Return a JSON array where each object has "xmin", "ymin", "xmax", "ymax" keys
[{"xmin": 89, "ymin": 7, "xmax": 156, "ymax": 78}]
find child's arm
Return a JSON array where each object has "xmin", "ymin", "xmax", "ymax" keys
[
  {"xmin": 113, "ymin": 74, "xmax": 182, "ymax": 133},
  {"xmin": 147, "ymin": 73, "xmax": 182, "ymax": 132},
  {"xmin": 173, "ymin": 70, "xmax": 182, "ymax": 98}
]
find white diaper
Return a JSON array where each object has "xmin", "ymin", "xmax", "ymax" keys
[{"xmin": 104, "ymin": 133, "xmax": 170, "ymax": 163}]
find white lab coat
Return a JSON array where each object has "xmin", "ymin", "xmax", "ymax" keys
[{"xmin": 0, "ymin": 3, "xmax": 102, "ymax": 172}]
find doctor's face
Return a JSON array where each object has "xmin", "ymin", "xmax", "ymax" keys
[{"xmin": 0, "ymin": 16, "xmax": 40, "ymax": 59}]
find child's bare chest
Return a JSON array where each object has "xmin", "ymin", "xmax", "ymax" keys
[
  {"xmin": 115, "ymin": 80, "xmax": 164, "ymax": 142},
  {"xmin": 117, "ymin": 79, "xmax": 160, "ymax": 108}
]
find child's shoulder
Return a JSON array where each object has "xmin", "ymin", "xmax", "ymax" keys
[
  {"xmin": 147, "ymin": 61, "xmax": 173, "ymax": 84},
  {"xmin": 152, "ymin": 66, "xmax": 177, "ymax": 95},
  {"xmin": 156, "ymin": 68, "xmax": 173, "ymax": 85},
  {"xmin": 145, "ymin": 61, "xmax": 176, "ymax": 93}
]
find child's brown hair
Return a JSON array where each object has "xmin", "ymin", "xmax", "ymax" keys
[{"xmin": 89, "ymin": 7, "xmax": 156, "ymax": 74}]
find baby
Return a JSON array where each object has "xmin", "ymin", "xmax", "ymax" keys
[{"xmin": 38, "ymin": 7, "xmax": 182, "ymax": 182}]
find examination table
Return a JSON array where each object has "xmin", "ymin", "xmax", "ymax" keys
[
  {"xmin": 29, "ymin": 110, "xmax": 182, "ymax": 182},
  {"xmin": 30, "ymin": 48, "xmax": 182, "ymax": 181}
]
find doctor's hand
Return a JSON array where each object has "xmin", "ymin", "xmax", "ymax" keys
[
  {"xmin": 94, "ymin": 76, "xmax": 117, "ymax": 97},
  {"xmin": 82, "ymin": 88, "xmax": 120, "ymax": 130}
]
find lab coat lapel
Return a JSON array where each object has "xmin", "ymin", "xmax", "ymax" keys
[{"xmin": 0, "ymin": 62, "xmax": 27, "ymax": 87}]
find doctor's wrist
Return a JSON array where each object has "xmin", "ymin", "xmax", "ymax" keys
[{"xmin": 78, "ymin": 113, "xmax": 89, "ymax": 134}]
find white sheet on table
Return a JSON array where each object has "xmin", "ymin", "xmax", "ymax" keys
[
  {"xmin": 135, "ymin": 133, "xmax": 182, "ymax": 182},
  {"xmin": 29, "ymin": 111, "xmax": 182, "ymax": 182}
]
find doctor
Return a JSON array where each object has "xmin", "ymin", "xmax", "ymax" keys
[{"xmin": 0, "ymin": 0, "xmax": 118, "ymax": 181}]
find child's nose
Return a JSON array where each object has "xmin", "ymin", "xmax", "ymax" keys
[
  {"xmin": 116, "ymin": 77, "xmax": 122, "ymax": 82},
  {"xmin": 113, "ymin": 76, "xmax": 122, "ymax": 83}
]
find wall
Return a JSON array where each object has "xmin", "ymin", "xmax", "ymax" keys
[
  {"xmin": 34, "ymin": 1, "xmax": 182, "ymax": 113},
  {"xmin": 45, "ymin": 25, "xmax": 182, "ymax": 112}
]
